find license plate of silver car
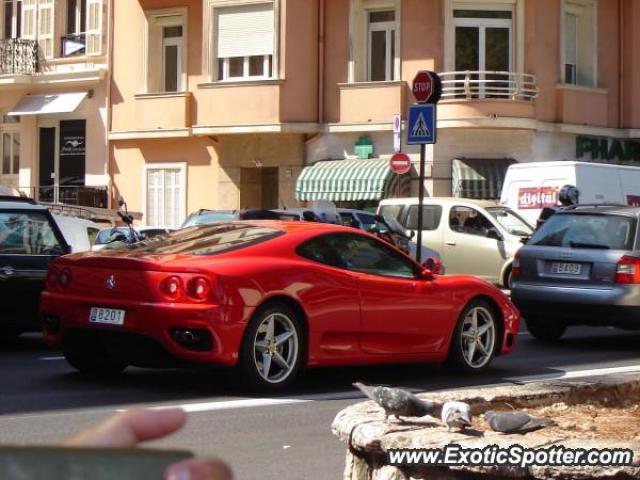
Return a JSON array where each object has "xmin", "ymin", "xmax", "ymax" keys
[
  {"xmin": 550, "ymin": 262, "xmax": 582, "ymax": 275},
  {"xmin": 89, "ymin": 307, "xmax": 125, "ymax": 325}
]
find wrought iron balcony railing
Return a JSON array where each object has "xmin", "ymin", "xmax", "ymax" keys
[
  {"xmin": 439, "ymin": 71, "xmax": 539, "ymax": 101},
  {"xmin": 0, "ymin": 38, "xmax": 38, "ymax": 75}
]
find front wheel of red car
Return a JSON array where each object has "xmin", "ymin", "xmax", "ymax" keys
[
  {"xmin": 445, "ymin": 299, "xmax": 499, "ymax": 374},
  {"xmin": 63, "ymin": 336, "xmax": 128, "ymax": 376},
  {"xmin": 238, "ymin": 303, "xmax": 304, "ymax": 391}
]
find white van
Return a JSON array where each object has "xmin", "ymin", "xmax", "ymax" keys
[
  {"xmin": 500, "ymin": 161, "xmax": 640, "ymax": 225},
  {"xmin": 52, "ymin": 214, "xmax": 101, "ymax": 252}
]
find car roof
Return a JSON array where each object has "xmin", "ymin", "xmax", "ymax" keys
[
  {"xmin": 555, "ymin": 205, "xmax": 640, "ymax": 218},
  {"xmin": 378, "ymin": 197, "xmax": 498, "ymax": 208},
  {"xmin": 0, "ymin": 196, "xmax": 47, "ymax": 211},
  {"xmin": 191, "ymin": 220, "xmax": 361, "ymax": 235}
]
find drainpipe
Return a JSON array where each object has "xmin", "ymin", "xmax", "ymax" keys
[
  {"xmin": 317, "ymin": 0, "xmax": 325, "ymax": 126},
  {"xmin": 618, "ymin": 0, "xmax": 624, "ymax": 129},
  {"xmin": 106, "ymin": 0, "xmax": 115, "ymax": 208}
]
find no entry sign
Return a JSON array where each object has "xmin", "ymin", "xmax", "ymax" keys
[
  {"xmin": 412, "ymin": 70, "xmax": 442, "ymax": 104},
  {"xmin": 389, "ymin": 153, "xmax": 411, "ymax": 175}
]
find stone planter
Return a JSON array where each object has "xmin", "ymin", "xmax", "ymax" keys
[{"xmin": 332, "ymin": 375, "xmax": 640, "ymax": 479}]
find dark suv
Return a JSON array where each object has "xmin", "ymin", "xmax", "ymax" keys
[
  {"xmin": 511, "ymin": 205, "xmax": 640, "ymax": 341},
  {"xmin": 0, "ymin": 197, "xmax": 70, "ymax": 337}
]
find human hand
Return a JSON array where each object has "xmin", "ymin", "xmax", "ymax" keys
[{"xmin": 63, "ymin": 408, "xmax": 232, "ymax": 480}]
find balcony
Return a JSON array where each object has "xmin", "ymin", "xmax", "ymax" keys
[
  {"xmin": 555, "ymin": 84, "xmax": 608, "ymax": 127},
  {"xmin": 437, "ymin": 71, "xmax": 538, "ymax": 124},
  {"xmin": 0, "ymin": 39, "xmax": 38, "ymax": 76},
  {"xmin": 338, "ymin": 81, "xmax": 407, "ymax": 125},
  {"xmin": 132, "ymin": 92, "xmax": 192, "ymax": 132}
]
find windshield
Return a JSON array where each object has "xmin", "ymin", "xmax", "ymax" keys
[
  {"xmin": 182, "ymin": 211, "xmax": 236, "ymax": 227},
  {"xmin": 111, "ymin": 223, "xmax": 284, "ymax": 256},
  {"xmin": 528, "ymin": 213, "xmax": 636, "ymax": 250},
  {"xmin": 486, "ymin": 207, "xmax": 534, "ymax": 237}
]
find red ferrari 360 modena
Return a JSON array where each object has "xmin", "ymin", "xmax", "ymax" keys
[{"xmin": 40, "ymin": 221, "xmax": 519, "ymax": 390}]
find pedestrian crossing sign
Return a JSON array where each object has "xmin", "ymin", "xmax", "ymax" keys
[{"xmin": 407, "ymin": 104, "xmax": 436, "ymax": 144}]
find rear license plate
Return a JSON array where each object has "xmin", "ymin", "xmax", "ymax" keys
[
  {"xmin": 89, "ymin": 307, "xmax": 125, "ymax": 325},
  {"xmin": 550, "ymin": 262, "xmax": 582, "ymax": 275}
]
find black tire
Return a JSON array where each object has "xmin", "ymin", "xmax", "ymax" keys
[
  {"xmin": 445, "ymin": 299, "xmax": 499, "ymax": 374},
  {"xmin": 525, "ymin": 316, "xmax": 566, "ymax": 342},
  {"xmin": 237, "ymin": 302, "xmax": 304, "ymax": 391},
  {"xmin": 63, "ymin": 335, "xmax": 128, "ymax": 376},
  {"xmin": 504, "ymin": 268, "xmax": 513, "ymax": 290}
]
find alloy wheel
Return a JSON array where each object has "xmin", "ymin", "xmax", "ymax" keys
[
  {"xmin": 460, "ymin": 306, "xmax": 496, "ymax": 369},
  {"xmin": 253, "ymin": 312, "xmax": 299, "ymax": 384}
]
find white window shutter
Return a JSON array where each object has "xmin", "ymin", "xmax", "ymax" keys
[
  {"xmin": 21, "ymin": 0, "xmax": 37, "ymax": 41},
  {"xmin": 37, "ymin": 0, "xmax": 54, "ymax": 59},
  {"xmin": 86, "ymin": 0, "xmax": 103, "ymax": 56},
  {"xmin": 216, "ymin": 3, "xmax": 274, "ymax": 58}
]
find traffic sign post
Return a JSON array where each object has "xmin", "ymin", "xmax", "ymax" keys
[
  {"xmin": 392, "ymin": 114, "xmax": 401, "ymax": 153},
  {"xmin": 409, "ymin": 70, "xmax": 441, "ymax": 265}
]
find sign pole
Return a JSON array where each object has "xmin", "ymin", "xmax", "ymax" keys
[{"xmin": 416, "ymin": 143, "xmax": 426, "ymax": 265}]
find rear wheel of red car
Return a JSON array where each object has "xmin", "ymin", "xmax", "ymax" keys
[
  {"xmin": 238, "ymin": 303, "xmax": 304, "ymax": 391},
  {"xmin": 445, "ymin": 299, "xmax": 499, "ymax": 374},
  {"xmin": 63, "ymin": 336, "xmax": 128, "ymax": 376},
  {"xmin": 525, "ymin": 316, "xmax": 566, "ymax": 342}
]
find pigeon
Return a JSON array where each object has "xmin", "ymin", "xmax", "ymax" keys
[
  {"xmin": 353, "ymin": 382, "xmax": 438, "ymax": 422},
  {"xmin": 484, "ymin": 410, "xmax": 557, "ymax": 434},
  {"xmin": 441, "ymin": 401, "xmax": 472, "ymax": 431}
]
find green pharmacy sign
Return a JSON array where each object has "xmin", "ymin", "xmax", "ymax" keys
[{"xmin": 576, "ymin": 136, "xmax": 640, "ymax": 162}]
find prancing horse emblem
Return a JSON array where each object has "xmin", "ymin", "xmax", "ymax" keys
[{"xmin": 106, "ymin": 274, "xmax": 116, "ymax": 289}]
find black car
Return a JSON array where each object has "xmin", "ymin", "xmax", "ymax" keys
[{"xmin": 0, "ymin": 196, "xmax": 70, "ymax": 337}]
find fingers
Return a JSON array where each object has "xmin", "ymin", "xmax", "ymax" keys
[
  {"xmin": 164, "ymin": 458, "xmax": 234, "ymax": 480},
  {"xmin": 63, "ymin": 408, "xmax": 187, "ymax": 448}
]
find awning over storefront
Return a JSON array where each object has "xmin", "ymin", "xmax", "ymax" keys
[
  {"xmin": 8, "ymin": 92, "xmax": 87, "ymax": 116},
  {"xmin": 452, "ymin": 158, "xmax": 516, "ymax": 200},
  {"xmin": 296, "ymin": 158, "xmax": 407, "ymax": 202}
]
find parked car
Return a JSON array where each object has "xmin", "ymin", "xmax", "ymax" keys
[
  {"xmin": 378, "ymin": 198, "xmax": 533, "ymax": 287},
  {"xmin": 511, "ymin": 205, "xmax": 640, "ymax": 341},
  {"xmin": 181, "ymin": 209, "xmax": 238, "ymax": 227},
  {"xmin": 52, "ymin": 214, "xmax": 101, "ymax": 252},
  {"xmin": 500, "ymin": 161, "xmax": 640, "ymax": 225},
  {"xmin": 40, "ymin": 221, "xmax": 519, "ymax": 389},
  {"xmin": 0, "ymin": 196, "xmax": 70, "ymax": 337}
]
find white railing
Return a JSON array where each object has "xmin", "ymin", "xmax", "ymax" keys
[{"xmin": 439, "ymin": 71, "xmax": 539, "ymax": 101}]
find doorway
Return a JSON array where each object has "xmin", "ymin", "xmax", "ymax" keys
[
  {"xmin": 38, "ymin": 127, "xmax": 56, "ymax": 202},
  {"xmin": 240, "ymin": 167, "xmax": 279, "ymax": 209}
]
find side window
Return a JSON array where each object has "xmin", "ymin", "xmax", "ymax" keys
[
  {"xmin": 379, "ymin": 204, "xmax": 403, "ymax": 222},
  {"xmin": 357, "ymin": 213, "xmax": 376, "ymax": 232},
  {"xmin": 405, "ymin": 205, "xmax": 442, "ymax": 231},
  {"xmin": 87, "ymin": 227, "xmax": 99, "ymax": 246},
  {"xmin": 339, "ymin": 212, "xmax": 358, "ymax": 228},
  {"xmin": 0, "ymin": 212, "xmax": 63, "ymax": 255},
  {"xmin": 297, "ymin": 235, "xmax": 347, "ymax": 269},
  {"xmin": 450, "ymin": 206, "xmax": 494, "ymax": 237},
  {"xmin": 334, "ymin": 234, "xmax": 416, "ymax": 279}
]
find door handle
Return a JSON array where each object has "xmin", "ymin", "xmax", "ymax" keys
[{"xmin": 445, "ymin": 241, "xmax": 456, "ymax": 246}]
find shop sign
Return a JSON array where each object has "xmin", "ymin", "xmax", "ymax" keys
[
  {"xmin": 60, "ymin": 134, "xmax": 85, "ymax": 157},
  {"xmin": 518, "ymin": 187, "xmax": 559, "ymax": 209},
  {"xmin": 576, "ymin": 136, "xmax": 640, "ymax": 162}
]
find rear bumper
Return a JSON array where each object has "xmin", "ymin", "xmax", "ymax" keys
[
  {"xmin": 39, "ymin": 291, "xmax": 249, "ymax": 367},
  {"xmin": 512, "ymin": 283, "xmax": 640, "ymax": 326}
]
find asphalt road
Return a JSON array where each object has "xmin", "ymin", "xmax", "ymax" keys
[{"xmin": 1, "ymin": 325, "xmax": 640, "ymax": 479}]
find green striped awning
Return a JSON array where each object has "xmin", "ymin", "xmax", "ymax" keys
[
  {"xmin": 452, "ymin": 158, "xmax": 516, "ymax": 200},
  {"xmin": 295, "ymin": 158, "xmax": 398, "ymax": 202}
]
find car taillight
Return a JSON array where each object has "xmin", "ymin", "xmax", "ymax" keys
[
  {"xmin": 188, "ymin": 277, "xmax": 211, "ymax": 301},
  {"xmin": 615, "ymin": 256, "xmax": 640, "ymax": 284},
  {"xmin": 512, "ymin": 251, "xmax": 521, "ymax": 279},
  {"xmin": 59, "ymin": 268, "xmax": 72, "ymax": 288},
  {"xmin": 46, "ymin": 268, "xmax": 59, "ymax": 289},
  {"xmin": 161, "ymin": 276, "xmax": 184, "ymax": 300}
]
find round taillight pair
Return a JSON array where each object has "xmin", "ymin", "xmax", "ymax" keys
[
  {"xmin": 46, "ymin": 268, "xmax": 58, "ymax": 288},
  {"xmin": 46, "ymin": 268, "xmax": 71, "ymax": 289},
  {"xmin": 161, "ymin": 276, "xmax": 183, "ymax": 299},
  {"xmin": 59, "ymin": 269, "xmax": 71, "ymax": 288},
  {"xmin": 189, "ymin": 277, "xmax": 211, "ymax": 301}
]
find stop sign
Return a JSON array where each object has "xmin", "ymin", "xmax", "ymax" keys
[
  {"xmin": 390, "ymin": 153, "xmax": 411, "ymax": 175},
  {"xmin": 412, "ymin": 70, "xmax": 442, "ymax": 104}
]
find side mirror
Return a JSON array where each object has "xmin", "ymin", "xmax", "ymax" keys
[
  {"xmin": 419, "ymin": 267, "xmax": 435, "ymax": 281},
  {"xmin": 422, "ymin": 257, "xmax": 442, "ymax": 275},
  {"xmin": 409, "ymin": 230, "xmax": 416, "ymax": 239},
  {"xmin": 486, "ymin": 227, "xmax": 503, "ymax": 241},
  {"xmin": 118, "ymin": 196, "xmax": 126, "ymax": 207}
]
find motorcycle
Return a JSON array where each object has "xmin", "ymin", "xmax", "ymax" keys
[{"xmin": 107, "ymin": 197, "xmax": 144, "ymax": 246}]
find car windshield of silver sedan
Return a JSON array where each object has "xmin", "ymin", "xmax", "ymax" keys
[
  {"xmin": 109, "ymin": 224, "xmax": 284, "ymax": 256},
  {"xmin": 528, "ymin": 214, "xmax": 636, "ymax": 250},
  {"xmin": 486, "ymin": 207, "xmax": 534, "ymax": 237}
]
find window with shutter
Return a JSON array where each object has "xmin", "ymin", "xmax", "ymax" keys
[
  {"xmin": 20, "ymin": 0, "xmax": 36, "ymax": 40},
  {"xmin": 145, "ymin": 163, "xmax": 186, "ymax": 228},
  {"xmin": 37, "ymin": 0, "xmax": 53, "ymax": 58},
  {"xmin": 562, "ymin": 0, "xmax": 596, "ymax": 87},
  {"xmin": 215, "ymin": 2, "xmax": 275, "ymax": 80},
  {"xmin": 85, "ymin": 0, "xmax": 102, "ymax": 55}
]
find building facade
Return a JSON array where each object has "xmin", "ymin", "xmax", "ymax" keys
[{"xmin": 0, "ymin": 0, "xmax": 109, "ymax": 207}]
